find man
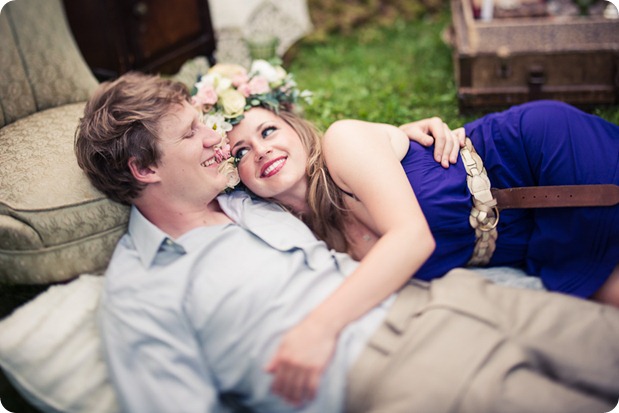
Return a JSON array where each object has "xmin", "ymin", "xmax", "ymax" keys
[{"xmin": 75, "ymin": 72, "xmax": 619, "ymax": 413}]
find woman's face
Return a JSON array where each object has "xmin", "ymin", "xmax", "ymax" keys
[{"xmin": 228, "ymin": 107, "xmax": 308, "ymax": 205}]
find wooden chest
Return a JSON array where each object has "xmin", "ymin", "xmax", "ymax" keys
[
  {"xmin": 62, "ymin": 0, "xmax": 216, "ymax": 80},
  {"xmin": 450, "ymin": 0, "xmax": 619, "ymax": 112}
]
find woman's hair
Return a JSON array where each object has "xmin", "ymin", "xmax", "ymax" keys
[
  {"xmin": 75, "ymin": 72, "xmax": 190, "ymax": 205},
  {"xmin": 278, "ymin": 110, "xmax": 351, "ymax": 253}
]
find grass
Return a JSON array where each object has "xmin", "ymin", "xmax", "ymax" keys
[{"xmin": 287, "ymin": 8, "xmax": 619, "ymax": 131}]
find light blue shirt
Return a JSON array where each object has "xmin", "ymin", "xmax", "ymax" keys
[{"xmin": 99, "ymin": 191, "xmax": 393, "ymax": 413}]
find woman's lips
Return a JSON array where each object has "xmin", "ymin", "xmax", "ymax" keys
[{"xmin": 261, "ymin": 157, "xmax": 286, "ymax": 177}]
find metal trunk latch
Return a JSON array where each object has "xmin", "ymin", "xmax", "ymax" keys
[{"xmin": 528, "ymin": 64, "xmax": 545, "ymax": 99}]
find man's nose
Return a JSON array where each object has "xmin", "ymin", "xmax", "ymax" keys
[{"xmin": 202, "ymin": 125, "xmax": 222, "ymax": 147}]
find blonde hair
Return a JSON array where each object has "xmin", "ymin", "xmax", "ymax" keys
[{"xmin": 278, "ymin": 111, "xmax": 351, "ymax": 252}]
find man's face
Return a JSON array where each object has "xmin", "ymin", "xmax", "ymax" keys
[{"xmin": 151, "ymin": 101, "xmax": 228, "ymax": 204}]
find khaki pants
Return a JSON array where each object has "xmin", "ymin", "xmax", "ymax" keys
[{"xmin": 346, "ymin": 269, "xmax": 619, "ymax": 413}]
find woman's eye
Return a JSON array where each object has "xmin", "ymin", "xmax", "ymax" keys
[
  {"xmin": 261, "ymin": 126, "xmax": 276, "ymax": 138},
  {"xmin": 234, "ymin": 148, "xmax": 249, "ymax": 163}
]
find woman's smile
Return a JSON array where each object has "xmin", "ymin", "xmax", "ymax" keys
[{"xmin": 261, "ymin": 157, "xmax": 286, "ymax": 177}]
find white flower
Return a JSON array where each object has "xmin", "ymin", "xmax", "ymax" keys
[
  {"xmin": 194, "ymin": 74, "xmax": 214, "ymax": 91},
  {"xmin": 204, "ymin": 113, "xmax": 232, "ymax": 139},
  {"xmin": 212, "ymin": 73, "xmax": 233, "ymax": 94},
  {"xmin": 250, "ymin": 60, "xmax": 286, "ymax": 84},
  {"xmin": 198, "ymin": 73, "xmax": 233, "ymax": 95},
  {"xmin": 300, "ymin": 90, "xmax": 313, "ymax": 104},
  {"xmin": 274, "ymin": 66, "xmax": 288, "ymax": 85}
]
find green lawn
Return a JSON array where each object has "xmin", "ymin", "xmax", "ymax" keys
[{"xmin": 288, "ymin": 9, "xmax": 619, "ymax": 131}]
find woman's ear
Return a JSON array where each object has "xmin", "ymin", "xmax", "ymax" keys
[{"xmin": 128, "ymin": 157, "xmax": 160, "ymax": 184}]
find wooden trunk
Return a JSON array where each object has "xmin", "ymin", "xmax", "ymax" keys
[
  {"xmin": 451, "ymin": 0, "xmax": 619, "ymax": 112},
  {"xmin": 62, "ymin": 0, "xmax": 217, "ymax": 80}
]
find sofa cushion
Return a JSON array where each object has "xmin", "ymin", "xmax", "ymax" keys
[{"xmin": 0, "ymin": 103, "xmax": 129, "ymax": 284}]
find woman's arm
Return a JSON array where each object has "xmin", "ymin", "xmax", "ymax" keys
[{"xmin": 266, "ymin": 120, "xmax": 436, "ymax": 405}]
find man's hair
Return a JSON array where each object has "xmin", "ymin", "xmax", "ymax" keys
[{"xmin": 75, "ymin": 72, "xmax": 190, "ymax": 205}]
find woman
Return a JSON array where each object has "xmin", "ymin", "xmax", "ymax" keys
[
  {"xmin": 194, "ymin": 61, "xmax": 619, "ymax": 405},
  {"xmin": 229, "ymin": 102, "xmax": 619, "ymax": 296}
]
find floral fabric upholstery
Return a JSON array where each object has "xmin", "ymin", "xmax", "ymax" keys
[
  {"xmin": 0, "ymin": 0, "xmax": 129, "ymax": 284},
  {"xmin": 4, "ymin": 0, "xmax": 97, "ymax": 116},
  {"xmin": 0, "ymin": 9, "xmax": 36, "ymax": 128}
]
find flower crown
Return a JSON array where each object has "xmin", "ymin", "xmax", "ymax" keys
[
  {"xmin": 191, "ymin": 59, "xmax": 312, "ymax": 133},
  {"xmin": 190, "ymin": 59, "xmax": 312, "ymax": 190}
]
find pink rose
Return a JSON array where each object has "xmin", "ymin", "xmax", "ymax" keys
[
  {"xmin": 232, "ymin": 73, "xmax": 250, "ymax": 87},
  {"xmin": 236, "ymin": 83, "xmax": 252, "ymax": 98},
  {"xmin": 248, "ymin": 76, "xmax": 270, "ymax": 95},
  {"xmin": 192, "ymin": 85, "xmax": 218, "ymax": 107},
  {"xmin": 214, "ymin": 144, "xmax": 231, "ymax": 163}
]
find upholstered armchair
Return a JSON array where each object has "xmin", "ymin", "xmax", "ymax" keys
[{"xmin": 0, "ymin": 0, "xmax": 129, "ymax": 288}]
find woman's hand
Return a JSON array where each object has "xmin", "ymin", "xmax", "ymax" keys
[
  {"xmin": 399, "ymin": 117, "xmax": 465, "ymax": 168},
  {"xmin": 265, "ymin": 319, "xmax": 337, "ymax": 406}
]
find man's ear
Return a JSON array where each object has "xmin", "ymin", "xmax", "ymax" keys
[{"xmin": 128, "ymin": 157, "xmax": 160, "ymax": 184}]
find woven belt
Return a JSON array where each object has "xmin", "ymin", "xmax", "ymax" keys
[
  {"xmin": 460, "ymin": 138, "xmax": 619, "ymax": 266},
  {"xmin": 460, "ymin": 138, "xmax": 498, "ymax": 266}
]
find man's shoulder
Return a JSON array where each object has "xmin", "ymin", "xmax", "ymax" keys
[
  {"xmin": 217, "ymin": 190, "xmax": 280, "ymax": 213},
  {"xmin": 217, "ymin": 191, "xmax": 321, "ymax": 249}
]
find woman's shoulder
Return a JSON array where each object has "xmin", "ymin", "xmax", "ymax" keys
[
  {"xmin": 324, "ymin": 119, "xmax": 371, "ymax": 137},
  {"xmin": 323, "ymin": 119, "xmax": 408, "ymax": 161}
]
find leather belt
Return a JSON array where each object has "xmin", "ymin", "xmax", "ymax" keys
[
  {"xmin": 460, "ymin": 136, "xmax": 618, "ymax": 267},
  {"xmin": 492, "ymin": 184, "xmax": 619, "ymax": 210}
]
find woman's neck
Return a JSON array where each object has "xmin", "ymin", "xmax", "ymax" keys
[
  {"xmin": 279, "ymin": 196, "xmax": 311, "ymax": 218},
  {"xmin": 273, "ymin": 181, "xmax": 311, "ymax": 217}
]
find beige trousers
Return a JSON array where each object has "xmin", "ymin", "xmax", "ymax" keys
[{"xmin": 346, "ymin": 269, "xmax": 619, "ymax": 413}]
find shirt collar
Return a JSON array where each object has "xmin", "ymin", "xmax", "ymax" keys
[
  {"xmin": 217, "ymin": 191, "xmax": 332, "ymax": 270},
  {"xmin": 127, "ymin": 205, "xmax": 182, "ymax": 268}
]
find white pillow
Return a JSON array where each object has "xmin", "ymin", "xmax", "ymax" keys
[{"xmin": 0, "ymin": 275, "xmax": 118, "ymax": 413}]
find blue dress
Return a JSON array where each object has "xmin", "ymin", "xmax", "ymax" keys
[{"xmin": 404, "ymin": 100, "xmax": 619, "ymax": 298}]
